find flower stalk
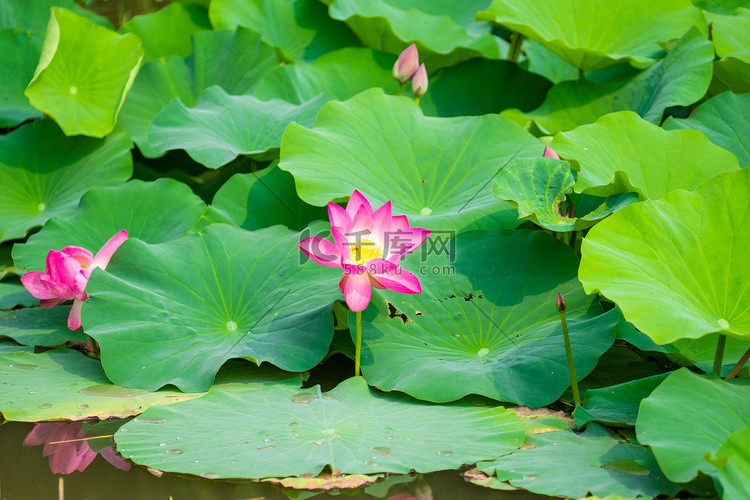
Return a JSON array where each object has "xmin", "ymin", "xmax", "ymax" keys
[
  {"xmin": 556, "ymin": 292, "xmax": 580, "ymax": 407},
  {"xmin": 355, "ymin": 310, "xmax": 362, "ymax": 376},
  {"xmin": 713, "ymin": 334, "xmax": 727, "ymax": 376},
  {"xmin": 726, "ymin": 347, "xmax": 750, "ymax": 380}
]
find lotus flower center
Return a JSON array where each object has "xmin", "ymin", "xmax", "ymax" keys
[{"xmin": 349, "ymin": 239, "xmax": 382, "ymax": 265}]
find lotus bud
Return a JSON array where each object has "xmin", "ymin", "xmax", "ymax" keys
[
  {"xmin": 392, "ymin": 44, "xmax": 419, "ymax": 83},
  {"xmin": 556, "ymin": 291, "xmax": 567, "ymax": 312},
  {"xmin": 411, "ymin": 63, "xmax": 428, "ymax": 98},
  {"xmin": 543, "ymin": 146, "xmax": 560, "ymax": 160}
]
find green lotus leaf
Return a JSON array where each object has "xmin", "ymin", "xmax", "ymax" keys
[
  {"xmin": 0, "ymin": 349, "xmax": 302, "ymax": 422},
  {"xmin": 119, "ymin": 3, "xmax": 211, "ymax": 63},
  {"xmin": 418, "ymin": 58, "xmax": 552, "ymax": 117},
  {"xmin": 328, "ymin": 0, "xmax": 501, "ymax": 71},
  {"xmin": 0, "ymin": 30, "xmax": 44, "ymax": 127},
  {"xmin": 552, "ymin": 111, "xmax": 739, "ymax": 199},
  {"xmin": 0, "ymin": 282, "xmax": 37, "ymax": 309},
  {"xmin": 148, "ymin": 86, "xmax": 329, "ymax": 167},
  {"xmin": 114, "ymin": 376, "xmax": 527, "ymax": 478},
  {"xmin": 709, "ymin": 8, "xmax": 750, "ymax": 61},
  {"xmin": 0, "ymin": 0, "xmax": 81, "ymax": 31},
  {"xmin": 356, "ymin": 230, "xmax": 617, "ymax": 406},
  {"xmin": 705, "ymin": 426, "xmax": 750, "ymax": 500},
  {"xmin": 477, "ymin": 0, "xmax": 707, "ymax": 71},
  {"xmin": 279, "ymin": 88, "xmax": 543, "ymax": 232},
  {"xmin": 12, "ymin": 179, "xmax": 206, "ymax": 272},
  {"xmin": 24, "ymin": 7, "xmax": 143, "ymax": 138},
  {"xmin": 502, "ymin": 27, "xmax": 714, "ymax": 134},
  {"xmin": 636, "ymin": 368, "xmax": 750, "ymax": 482},
  {"xmin": 694, "ymin": 0, "xmax": 750, "ymax": 13},
  {"xmin": 196, "ymin": 164, "xmax": 327, "ymax": 233},
  {"xmin": 255, "ymin": 47, "xmax": 398, "ymax": 103},
  {"xmin": 83, "ymin": 223, "xmax": 341, "ymax": 392},
  {"xmin": 710, "ymin": 56, "xmax": 750, "ymax": 95},
  {"xmin": 0, "ymin": 306, "xmax": 88, "ymax": 346},
  {"xmin": 209, "ymin": 0, "xmax": 358, "ymax": 62},
  {"xmin": 0, "ymin": 338, "xmax": 27, "ymax": 354},
  {"xmin": 574, "ymin": 373, "xmax": 670, "ymax": 428},
  {"xmin": 663, "ymin": 91, "xmax": 750, "ymax": 168},
  {"xmin": 0, "ymin": 120, "xmax": 132, "ymax": 243},
  {"xmin": 521, "ymin": 39, "xmax": 579, "ymax": 84},
  {"xmin": 117, "ymin": 27, "xmax": 278, "ymax": 157},
  {"xmin": 492, "ymin": 156, "xmax": 638, "ymax": 232},
  {"xmin": 580, "ymin": 168, "xmax": 750, "ymax": 344},
  {"xmin": 477, "ymin": 423, "xmax": 682, "ymax": 498}
]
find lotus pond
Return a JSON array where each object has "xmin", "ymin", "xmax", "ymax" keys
[{"xmin": 1, "ymin": 0, "xmax": 750, "ymax": 499}]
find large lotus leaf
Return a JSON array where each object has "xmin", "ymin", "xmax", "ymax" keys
[
  {"xmin": 328, "ymin": 0, "xmax": 500, "ymax": 71},
  {"xmin": 663, "ymin": 91, "xmax": 750, "ymax": 168},
  {"xmin": 0, "ymin": 0, "xmax": 68, "ymax": 30},
  {"xmin": 12, "ymin": 179, "xmax": 206, "ymax": 272},
  {"xmin": 197, "ymin": 164, "xmax": 327, "ymax": 232},
  {"xmin": 0, "ymin": 282, "xmax": 37, "ymax": 309},
  {"xmin": 279, "ymin": 88, "xmax": 542, "ymax": 232},
  {"xmin": 418, "ymin": 58, "xmax": 552, "ymax": 117},
  {"xmin": 117, "ymin": 27, "xmax": 278, "ymax": 157},
  {"xmin": 580, "ymin": 168, "xmax": 750, "ymax": 344},
  {"xmin": 355, "ymin": 230, "xmax": 617, "ymax": 406},
  {"xmin": 636, "ymin": 368, "xmax": 750, "ymax": 482},
  {"xmin": 0, "ymin": 306, "xmax": 88, "ymax": 346},
  {"xmin": 492, "ymin": 156, "xmax": 638, "ymax": 232},
  {"xmin": 705, "ymin": 426, "xmax": 750, "ymax": 500},
  {"xmin": 709, "ymin": 8, "xmax": 750, "ymax": 61},
  {"xmin": 0, "ymin": 338, "xmax": 27, "ymax": 354},
  {"xmin": 711, "ymin": 57, "xmax": 750, "ymax": 95},
  {"xmin": 694, "ymin": 0, "xmax": 750, "ymax": 13},
  {"xmin": 478, "ymin": 423, "xmax": 682, "ymax": 498},
  {"xmin": 501, "ymin": 27, "xmax": 714, "ymax": 134},
  {"xmin": 477, "ymin": 0, "xmax": 706, "ymax": 71},
  {"xmin": 209, "ymin": 0, "xmax": 358, "ymax": 62},
  {"xmin": 0, "ymin": 30, "xmax": 44, "ymax": 127},
  {"xmin": 0, "ymin": 349, "xmax": 302, "ymax": 422},
  {"xmin": 119, "ymin": 3, "xmax": 211, "ymax": 63},
  {"xmin": 114, "ymin": 376, "xmax": 527, "ymax": 478},
  {"xmin": 521, "ymin": 39, "xmax": 579, "ymax": 84},
  {"xmin": 0, "ymin": 121, "xmax": 132, "ymax": 243},
  {"xmin": 148, "ymin": 86, "xmax": 329, "ymax": 167},
  {"xmin": 254, "ymin": 47, "xmax": 398, "ymax": 103},
  {"xmin": 573, "ymin": 373, "xmax": 670, "ymax": 428},
  {"xmin": 551, "ymin": 111, "xmax": 739, "ymax": 199},
  {"xmin": 24, "ymin": 7, "xmax": 143, "ymax": 138},
  {"xmin": 83, "ymin": 223, "xmax": 341, "ymax": 392}
]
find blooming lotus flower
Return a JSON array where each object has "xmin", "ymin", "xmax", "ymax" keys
[
  {"xmin": 543, "ymin": 146, "xmax": 560, "ymax": 159},
  {"xmin": 411, "ymin": 63, "xmax": 428, "ymax": 98},
  {"xmin": 299, "ymin": 191, "xmax": 430, "ymax": 312},
  {"xmin": 21, "ymin": 230, "xmax": 128, "ymax": 330},
  {"xmin": 392, "ymin": 44, "xmax": 419, "ymax": 83},
  {"xmin": 24, "ymin": 422, "xmax": 130, "ymax": 474}
]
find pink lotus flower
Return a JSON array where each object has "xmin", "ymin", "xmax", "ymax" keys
[
  {"xmin": 24, "ymin": 422, "xmax": 130, "ymax": 474},
  {"xmin": 543, "ymin": 146, "xmax": 560, "ymax": 159},
  {"xmin": 21, "ymin": 230, "xmax": 128, "ymax": 330},
  {"xmin": 299, "ymin": 191, "xmax": 429, "ymax": 312},
  {"xmin": 392, "ymin": 44, "xmax": 419, "ymax": 83},
  {"xmin": 411, "ymin": 63, "xmax": 428, "ymax": 97}
]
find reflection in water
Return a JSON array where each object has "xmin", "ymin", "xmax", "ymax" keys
[
  {"xmin": 24, "ymin": 422, "xmax": 130, "ymax": 474},
  {"xmin": 3, "ymin": 421, "xmax": 549, "ymax": 499}
]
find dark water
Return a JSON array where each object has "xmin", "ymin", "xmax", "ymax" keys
[{"xmin": 0, "ymin": 421, "xmax": 549, "ymax": 500}]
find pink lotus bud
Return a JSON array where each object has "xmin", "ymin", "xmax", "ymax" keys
[
  {"xmin": 392, "ymin": 44, "xmax": 419, "ymax": 83},
  {"xmin": 411, "ymin": 63, "xmax": 428, "ymax": 97},
  {"xmin": 543, "ymin": 146, "xmax": 560, "ymax": 160},
  {"xmin": 556, "ymin": 291, "xmax": 567, "ymax": 312}
]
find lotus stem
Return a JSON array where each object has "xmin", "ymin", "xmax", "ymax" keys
[
  {"xmin": 355, "ymin": 310, "xmax": 362, "ymax": 377},
  {"xmin": 578, "ymin": 68, "xmax": 585, "ymax": 80},
  {"xmin": 508, "ymin": 32, "xmax": 525, "ymax": 63},
  {"xmin": 713, "ymin": 334, "xmax": 727, "ymax": 376},
  {"xmin": 414, "ymin": 96, "xmax": 421, "ymax": 105},
  {"xmin": 726, "ymin": 347, "xmax": 750, "ymax": 380},
  {"xmin": 556, "ymin": 292, "xmax": 580, "ymax": 407},
  {"xmin": 396, "ymin": 82, "xmax": 403, "ymax": 96}
]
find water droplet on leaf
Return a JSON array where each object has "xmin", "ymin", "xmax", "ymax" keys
[
  {"xmin": 370, "ymin": 447, "xmax": 391, "ymax": 457},
  {"xmin": 39, "ymin": 403, "xmax": 52, "ymax": 409},
  {"xmin": 291, "ymin": 392, "xmax": 316, "ymax": 404},
  {"xmin": 437, "ymin": 450, "xmax": 454, "ymax": 457},
  {"xmin": 9, "ymin": 364, "xmax": 40, "ymax": 370},
  {"xmin": 601, "ymin": 459, "xmax": 650, "ymax": 476},
  {"xmin": 166, "ymin": 449, "xmax": 183, "ymax": 454}
]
